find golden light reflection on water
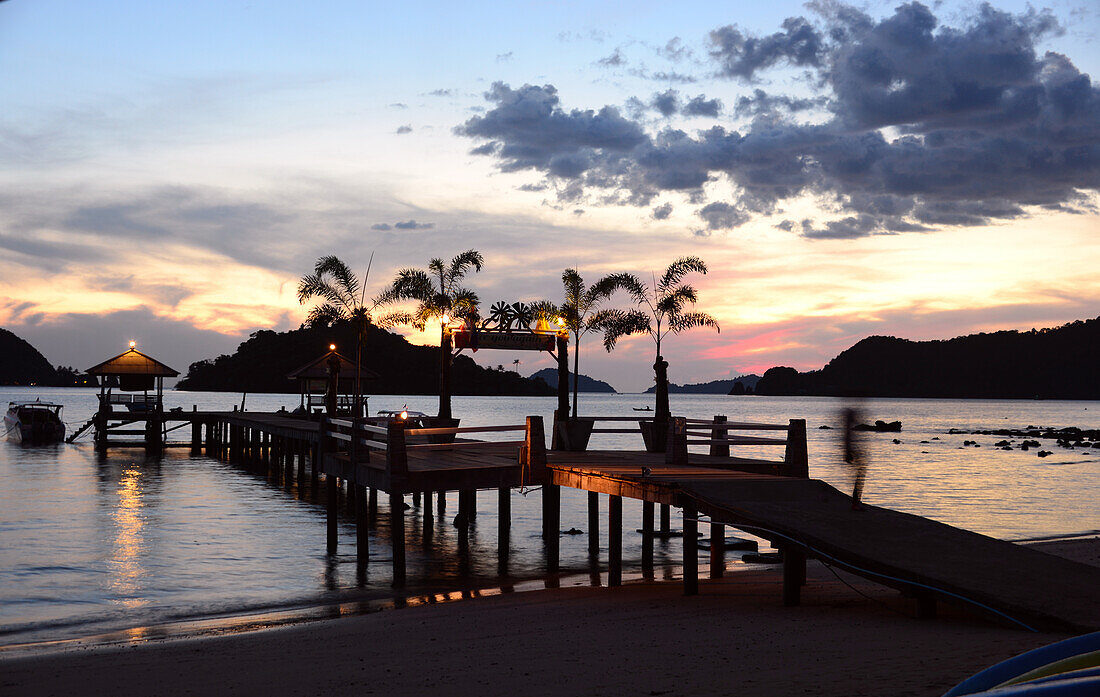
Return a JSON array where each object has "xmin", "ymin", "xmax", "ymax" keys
[{"xmin": 110, "ymin": 465, "xmax": 147, "ymax": 608}]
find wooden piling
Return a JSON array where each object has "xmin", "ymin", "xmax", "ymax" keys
[
  {"xmin": 642, "ymin": 500, "xmax": 654, "ymax": 575},
  {"xmin": 660, "ymin": 503, "xmax": 671, "ymax": 534},
  {"xmin": 608, "ymin": 494, "xmax": 622, "ymax": 586},
  {"xmin": 783, "ymin": 546, "xmax": 806, "ymax": 606},
  {"xmin": 710, "ymin": 522, "xmax": 724, "ymax": 578},
  {"xmin": 326, "ymin": 475, "xmax": 338, "ymax": 554},
  {"xmin": 356, "ymin": 484, "xmax": 368, "ymax": 565},
  {"xmin": 709, "ymin": 415, "xmax": 729, "ymax": 457},
  {"xmin": 782, "ymin": 419, "xmax": 809, "ymax": 478},
  {"xmin": 497, "ymin": 487, "xmax": 510, "ymax": 566},
  {"xmin": 587, "ymin": 491, "xmax": 599, "ymax": 557},
  {"xmin": 543, "ymin": 484, "xmax": 560, "ymax": 573},
  {"xmin": 683, "ymin": 501, "xmax": 698, "ymax": 595},
  {"xmin": 390, "ymin": 491, "xmax": 405, "ymax": 587}
]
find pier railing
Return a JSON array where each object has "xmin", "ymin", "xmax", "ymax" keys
[
  {"xmin": 322, "ymin": 415, "xmax": 548, "ymax": 485},
  {"xmin": 554, "ymin": 414, "xmax": 807, "ymax": 477}
]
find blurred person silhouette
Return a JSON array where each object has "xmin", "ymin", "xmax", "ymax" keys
[{"xmin": 840, "ymin": 395, "xmax": 868, "ymax": 511}]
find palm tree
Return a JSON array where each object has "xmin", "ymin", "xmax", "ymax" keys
[
  {"xmin": 298, "ymin": 253, "xmax": 393, "ymax": 417},
  {"xmin": 537, "ymin": 269, "xmax": 633, "ymax": 418},
  {"xmin": 378, "ymin": 249, "xmax": 484, "ymax": 421},
  {"xmin": 598, "ymin": 256, "xmax": 720, "ymax": 435}
]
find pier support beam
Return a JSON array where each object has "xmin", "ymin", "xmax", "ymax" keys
[
  {"xmin": 660, "ymin": 503, "xmax": 671, "ymax": 535},
  {"xmin": 710, "ymin": 522, "xmax": 724, "ymax": 578},
  {"xmin": 355, "ymin": 485, "xmax": 368, "ymax": 566},
  {"xmin": 497, "ymin": 487, "xmax": 510, "ymax": 572},
  {"xmin": 642, "ymin": 500, "xmax": 654, "ymax": 577},
  {"xmin": 390, "ymin": 492, "xmax": 406, "ymax": 587},
  {"xmin": 783, "ymin": 546, "xmax": 806, "ymax": 606},
  {"xmin": 326, "ymin": 476, "xmax": 338, "ymax": 555},
  {"xmin": 683, "ymin": 502, "xmax": 698, "ymax": 596},
  {"xmin": 608, "ymin": 495, "xmax": 622, "ymax": 586},
  {"xmin": 587, "ymin": 492, "xmax": 599, "ymax": 557},
  {"xmin": 542, "ymin": 484, "xmax": 560, "ymax": 573}
]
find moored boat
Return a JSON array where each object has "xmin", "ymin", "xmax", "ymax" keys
[{"xmin": 3, "ymin": 400, "xmax": 65, "ymax": 444}]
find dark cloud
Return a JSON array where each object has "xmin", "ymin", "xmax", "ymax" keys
[
  {"xmin": 496, "ymin": 51, "xmax": 514, "ymax": 62},
  {"xmin": 658, "ymin": 38, "xmax": 691, "ymax": 63},
  {"xmin": 459, "ymin": 3, "xmax": 1099, "ymax": 239},
  {"xmin": 734, "ymin": 89, "xmax": 824, "ymax": 116},
  {"xmin": 371, "ymin": 223, "xmax": 392, "ymax": 231},
  {"xmin": 393, "ymin": 220, "xmax": 433, "ymax": 230},
  {"xmin": 427, "ymin": 88, "xmax": 454, "ymax": 97},
  {"xmin": 651, "ymin": 202, "xmax": 673, "ymax": 219},
  {"xmin": 709, "ymin": 16, "xmax": 824, "ymax": 80},
  {"xmin": 698, "ymin": 201, "xmax": 750, "ymax": 230},
  {"xmin": 395, "ymin": 125, "xmax": 412, "ymax": 134},
  {"xmin": 389, "ymin": 103, "xmax": 408, "ymax": 109},
  {"xmin": 651, "ymin": 89, "xmax": 680, "ymax": 116},
  {"xmin": 683, "ymin": 94, "xmax": 722, "ymax": 117}
]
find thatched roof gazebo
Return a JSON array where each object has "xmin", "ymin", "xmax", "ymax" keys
[
  {"xmin": 286, "ymin": 347, "xmax": 378, "ymax": 417},
  {"xmin": 87, "ymin": 342, "xmax": 179, "ymax": 411}
]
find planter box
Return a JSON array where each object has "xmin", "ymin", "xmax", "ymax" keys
[
  {"xmin": 557, "ymin": 417, "xmax": 595, "ymax": 452},
  {"xmin": 638, "ymin": 418, "xmax": 668, "ymax": 453}
]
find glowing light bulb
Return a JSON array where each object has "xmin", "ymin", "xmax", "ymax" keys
[
  {"xmin": 329, "ymin": 344, "xmax": 336, "ymax": 351},
  {"xmin": 400, "ymin": 409, "xmax": 408, "ymax": 421},
  {"xmin": 129, "ymin": 340, "xmax": 136, "ymax": 349},
  {"xmin": 555, "ymin": 317, "xmax": 566, "ymax": 327},
  {"xmin": 441, "ymin": 313, "xmax": 451, "ymax": 325}
]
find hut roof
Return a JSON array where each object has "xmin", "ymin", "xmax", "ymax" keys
[
  {"xmin": 87, "ymin": 348, "xmax": 180, "ymax": 377},
  {"xmin": 286, "ymin": 350, "xmax": 380, "ymax": 381}
]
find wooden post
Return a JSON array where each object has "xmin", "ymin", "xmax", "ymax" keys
[
  {"xmin": 436, "ymin": 489, "xmax": 445, "ymax": 515},
  {"xmin": 356, "ymin": 484, "xmax": 368, "ymax": 566},
  {"xmin": 556, "ymin": 335, "xmax": 570, "ymax": 420},
  {"xmin": 665, "ymin": 416, "xmax": 688, "ymax": 465},
  {"xmin": 457, "ymin": 490, "xmax": 475, "ymax": 528},
  {"xmin": 783, "ymin": 546, "xmax": 806, "ymax": 606},
  {"xmin": 190, "ymin": 410, "xmax": 201, "ymax": 455},
  {"xmin": 412, "ymin": 491, "xmax": 421, "ymax": 507},
  {"xmin": 710, "ymin": 522, "xmax": 724, "ymax": 578},
  {"xmin": 369, "ymin": 487, "xmax": 378, "ymax": 521},
  {"xmin": 297, "ymin": 440, "xmax": 306, "ymax": 482},
  {"xmin": 587, "ymin": 491, "xmax": 599, "ymax": 557},
  {"xmin": 683, "ymin": 501, "xmax": 698, "ymax": 595},
  {"xmin": 710, "ymin": 415, "xmax": 729, "ymax": 458},
  {"xmin": 543, "ymin": 483, "xmax": 559, "ymax": 573},
  {"xmin": 497, "ymin": 487, "xmax": 510, "ymax": 567},
  {"xmin": 390, "ymin": 491, "xmax": 406, "ymax": 587},
  {"xmin": 608, "ymin": 495, "xmax": 622, "ymax": 587},
  {"xmin": 326, "ymin": 474, "xmax": 338, "ymax": 555},
  {"xmin": 525, "ymin": 415, "xmax": 547, "ymax": 483},
  {"xmin": 660, "ymin": 503, "xmax": 671, "ymax": 534},
  {"xmin": 423, "ymin": 491, "xmax": 434, "ymax": 547},
  {"xmin": 642, "ymin": 500, "xmax": 654, "ymax": 575},
  {"xmin": 782, "ymin": 419, "xmax": 809, "ymax": 478}
]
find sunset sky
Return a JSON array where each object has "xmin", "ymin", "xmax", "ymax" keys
[{"xmin": 2, "ymin": 0, "xmax": 1098, "ymax": 392}]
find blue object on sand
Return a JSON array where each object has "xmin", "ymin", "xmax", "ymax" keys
[{"xmin": 943, "ymin": 631, "xmax": 1100, "ymax": 696}]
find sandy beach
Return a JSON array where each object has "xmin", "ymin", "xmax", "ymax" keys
[{"xmin": 2, "ymin": 537, "xmax": 1096, "ymax": 697}]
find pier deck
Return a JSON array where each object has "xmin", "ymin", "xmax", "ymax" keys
[
  {"xmin": 546, "ymin": 453, "xmax": 1100, "ymax": 632},
  {"xmin": 187, "ymin": 411, "xmax": 1098, "ymax": 632}
]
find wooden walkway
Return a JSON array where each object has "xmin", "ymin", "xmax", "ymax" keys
[
  {"xmin": 546, "ymin": 452, "xmax": 1100, "ymax": 632},
  {"xmin": 180, "ymin": 411, "xmax": 1098, "ymax": 631}
]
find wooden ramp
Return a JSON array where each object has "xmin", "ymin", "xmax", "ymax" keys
[{"xmin": 548, "ymin": 453, "xmax": 1100, "ymax": 633}]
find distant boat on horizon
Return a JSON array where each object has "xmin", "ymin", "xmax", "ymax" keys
[{"xmin": 633, "ymin": 405, "xmax": 653, "ymax": 412}]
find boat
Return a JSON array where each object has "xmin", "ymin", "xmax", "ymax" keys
[
  {"xmin": 4, "ymin": 399, "xmax": 65, "ymax": 444},
  {"xmin": 633, "ymin": 406, "xmax": 653, "ymax": 412}
]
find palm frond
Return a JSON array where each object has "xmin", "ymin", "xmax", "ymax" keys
[
  {"xmin": 591, "ymin": 309, "xmax": 651, "ymax": 351},
  {"xmin": 315, "ymin": 255, "xmax": 360, "ymax": 302},
  {"xmin": 656, "ymin": 285, "xmax": 698, "ymax": 316},
  {"xmin": 658, "ymin": 256, "xmax": 707, "ymax": 292},
  {"xmin": 375, "ymin": 310, "xmax": 417, "ymax": 329},
  {"xmin": 528, "ymin": 300, "xmax": 560, "ymax": 322},
  {"xmin": 306, "ymin": 304, "xmax": 346, "ymax": 328},
  {"xmin": 391, "ymin": 268, "xmax": 435, "ymax": 301},
  {"xmin": 450, "ymin": 288, "xmax": 481, "ymax": 319},
  {"xmin": 600, "ymin": 272, "xmax": 648, "ymax": 306},
  {"xmin": 446, "ymin": 249, "xmax": 485, "ymax": 288},
  {"xmin": 670, "ymin": 311, "xmax": 720, "ymax": 335}
]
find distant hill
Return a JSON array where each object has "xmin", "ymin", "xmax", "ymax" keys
[
  {"xmin": 0, "ymin": 327, "xmax": 95, "ymax": 386},
  {"xmin": 644, "ymin": 375, "xmax": 760, "ymax": 394},
  {"xmin": 530, "ymin": 368, "xmax": 616, "ymax": 393},
  {"xmin": 176, "ymin": 321, "xmax": 555, "ymax": 396},
  {"xmin": 755, "ymin": 318, "xmax": 1100, "ymax": 399},
  {"xmin": 0, "ymin": 327, "xmax": 56, "ymax": 385}
]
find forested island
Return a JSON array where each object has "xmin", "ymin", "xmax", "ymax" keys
[
  {"xmin": 529, "ymin": 368, "xmax": 616, "ymax": 393},
  {"xmin": 0, "ymin": 328, "xmax": 95, "ymax": 386},
  {"xmin": 644, "ymin": 375, "xmax": 761, "ymax": 395},
  {"xmin": 754, "ymin": 318, "xmax": 1100, "ymax": 399},
  {"xmin": 176, "ymin": 321, "xmax": 554, "ymax": 395}
]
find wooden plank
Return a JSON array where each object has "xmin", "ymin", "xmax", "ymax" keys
[{"xmin": 404, "ymin": 424, "xmax": 525, "ymax": 436}]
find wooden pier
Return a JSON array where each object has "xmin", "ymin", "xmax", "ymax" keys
[{"xmin": 103, "ymin": 406, "xmax": 1100, "ymax": 633}]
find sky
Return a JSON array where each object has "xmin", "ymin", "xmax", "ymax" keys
[{"xmin": 1, "ymin": 0, "xmax": 1098, "ymax": 392}]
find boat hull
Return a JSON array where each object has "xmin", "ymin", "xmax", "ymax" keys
[{"xmin": 4, "ymin": 407, "xmax": 65, "ymax": 445}]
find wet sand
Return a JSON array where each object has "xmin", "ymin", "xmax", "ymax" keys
[{"xmin": 2, "ymin": 538, "xmax": 1096, "ymax": 697}]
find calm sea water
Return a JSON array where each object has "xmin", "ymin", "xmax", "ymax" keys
[{"xmin": 1, "ymin": 387, "xmax": 1097, "ymax": 647}]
